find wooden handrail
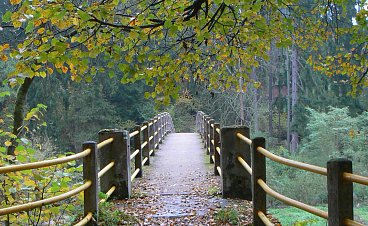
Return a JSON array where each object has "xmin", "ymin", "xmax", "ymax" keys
[
  {"xmin": 236, "ymin": 133, "xmax": 252, "ymax": 145},
  {"xmin": 98, "ymin": 161, "xmax": 115, "ymax": 178},
  {"xmin": 129, "ymin": 130, "xmax": 139, "ymax": 138},
  {"xmin": 257, "ymin": 179, "xmax": 328, "ymax": 219},
  {"xmin": 0, "ymin": 112, "xmax": 175, "ymax": 225},
  {"xmin": 0, "ymin": 181, "xmax": 92, "ymax": 216},
  {"xmin": 99, "ymin": 186, "xmax": 116, "ymax": 204},
  {"xmin": 237, "ymin": 156, "xmax": 252, "ymax": 175},
  {"xmin": 0, "ymin": 148, "xmax": 91, "ymax": 174},
  {"xmin": 257, "ymin": 211, "xmax": 274, "ymax": 226},
  {"xmin": 343, "ymin": 172, "xmax": 368, "ymax": 186},
  {"xmin": 196, "ymin": 111, "xmax": 367, "ymax": 225},
  {"xmin": 257, "ymin": 146, "xmax": 327, "ymax": 176},
  {"xmin": 97, "ymin": 138, "xmax": 114, "ymax": 149},
  {"xmin": 74, "ymin": 212, "xmax": 93, "ymax": 226}
]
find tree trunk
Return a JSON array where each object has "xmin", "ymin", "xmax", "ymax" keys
[
  {"xmin": 239, "ymin": 77, "xmax": 244, "ymax": 125},
  {"xmin": 290, "ymin": 45, "xmax": 299, "ymax": 153},
  {"xmin": 285, "ymin": 48, "xmax": 291, "ymax": 150},
  {"xmin": 7, "ymin": 77, "xmax": 34, "ymax": 155},
  {"xmin": 251, "ymin": 67, "xmax": 259, "ymax": 132},
  {"xmin": 268, "ymin": 64, "xmax": 273, "ymax": 137}
]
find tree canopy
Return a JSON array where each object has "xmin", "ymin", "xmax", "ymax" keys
[{"xmin": 0, "ymin": 0, "xmax": 366, "ymax": 101}]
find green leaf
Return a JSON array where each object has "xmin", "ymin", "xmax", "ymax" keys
[
  {"xmin": 77, "ymin": 10, "xmax": 90, "ymax": 22},
  {"xmin": 164, "ymin": 20, "xmax": 172, "ymax": 28},
  {"xmin": 0, "ymin": 91, "xmax": 10, "ymax": 97},
  {"xmin": 2, "ymin": 11, "xmax": 12, "ymax": 22}
]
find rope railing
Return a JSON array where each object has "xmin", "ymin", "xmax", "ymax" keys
[
  {"xmin": 196, "ymin": 111, "xmax": 367, "ymax": 226},
  {"xmin": 1, "ymin": 112, "xmax": 175, "ymax": 225}
]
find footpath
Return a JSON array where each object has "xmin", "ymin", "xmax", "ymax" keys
[{"xmin": 115, "ymin": 133, "xmax": 253, "ymax": 225}]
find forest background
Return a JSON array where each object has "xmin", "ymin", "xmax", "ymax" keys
[{"xmin": 0, "ymin": 0, "xmax": 367, "ymax": 225}]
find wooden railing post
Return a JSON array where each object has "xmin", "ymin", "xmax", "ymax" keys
[
  {"xmin": 213, "ymin": 123, "xmax": 221, "ymax": 176},
  {"xmin": 209, "ymin": 119, "xmax": 215, "ymax": 163},
  {"xmin": 251, "ymin": 137, "xmax": 266, "ymax": 225},
  {"xmin": 154, "ymin": 116, "xmax": 159, "ymax": 150},
  {"xmin": 327, "ymin": 158, "xmax": 353, "ymax": 226},
  {"xmin": 203, "ymin": 116, "xmax": 208, "ymax": 148},
  {"xmin": 98, "ymin": 129, "xmax": 131, "ymax": 198},
  {"xmin": 162, "ymin": 113, "xmax": 167, "ymax": 138},
  {"xmin": 82, "ymin": 141, "xmax": 98, "ymax": 226},
  {"xmin": 206, "ymin": 116, "xmax": 211, "ymax": 153},
  {"xmin": 220, "ymin": 126, "xmax": 252, "ymax": 199},
  {"xmin": 134, "ymin": 125, "xmax": 143, "ymax": 178},
  {"xmin": 150, "ymin": 118, "xmax": 155, "ymax": 156},
  {"xmin": 159, "ymin": 114, "xmax": 163, "ymax": 143},
  {"xmin": 142, "ymin": 121, "xmax": 150, "ymax": 165}
]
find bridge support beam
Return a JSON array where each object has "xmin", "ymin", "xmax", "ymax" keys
[{"xmin": 220, "ymin": 126, "xmax": 252, "ymax": 200}]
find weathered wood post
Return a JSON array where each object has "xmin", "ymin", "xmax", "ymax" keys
[
  {"xmin": 213, "ymin": 123, "xmax": 221, "ymax": 176},
  {"xmin": 203, "ymin": 115, "xmax": 208, "ymax": 147},
  {"xmin": 154, "ymin": 116, "xmax": 159, "ymax": 150},
  {"xmin": 134, "ymin": 125, "xmax": 143, "ymax": 178},
  {"xmin": 83, "ymin": 141, "xmax": 98, "ymax": 225},
  {"xmin": 207, "ymin": 117, "xmax": 212, "ymax": 155},
  {"xmin": 149, "ymin": 119, "xmax": 155, "ymax": 156},
  {"xmin": 98, "ymin": 129, "xmax": 131, "ymax": 198},
  {"xmin": 209, "ymin": 119, "xmax": 215, "ymax": 163},
  {"xmin": 142, "ymin": 121, "xmax": 150, "ymax": 165},
  {"xmin": 162, "ymin": 113, "xmax": 167, "ymax": 137},
  {"xmin": 159, "ymin": 114, "xmax": 163, "ymax": 143},
  {"xmin": 220, "ymin": 126, "xmax": 252, "ymax": 199},
  {"xmin": 327, "ymin": 158, "xmax": 353, "ymax": 225},
  {"xmin": 206, "ymin": 116, "xmax": 211, "ymax": 153},
  {"xmin": 251, "ymin": 137, "xmax": 266, "ymax": 225}
]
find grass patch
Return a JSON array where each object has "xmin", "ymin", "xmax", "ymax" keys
[
  {"xmin": 215, "ymin": 208, "xmax": 239, "ymax": 225},
  {"xmin": 99, "ymin": 202, "xmax": 139, "ymax": 225},
  {"xmin": 269, "ymin": 206, "xmax": 368, "ymax": 225},
  {"xmin": 269, "ymin": 207, "xmax": 326, "ymax": 226}
]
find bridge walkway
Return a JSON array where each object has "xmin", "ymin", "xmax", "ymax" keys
[{"xmin": 115, "ymin": 133, "xmax": 252, "ymax": 225}]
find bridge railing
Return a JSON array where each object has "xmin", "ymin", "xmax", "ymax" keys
[
  {"xmin": 0, "ymin": 112, "xmax": 175, "ymax": 226},
  {"xmin": 196, "ymin": 111, "xmax": 368, "ymax": 226}
]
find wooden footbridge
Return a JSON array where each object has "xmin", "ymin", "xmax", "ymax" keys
[{"xmin": 1, "ymin": 112, "xmax": 368, "ymax": 225}]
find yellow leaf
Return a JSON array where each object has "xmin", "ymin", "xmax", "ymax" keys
[
  {"xmin": 47, "ymin": 67, "xmax": 53, "ymax": 74},
  {"xmin": 61, "ymin": 66, "xmax": 68, "ymax": 73},
  {"xmin": 4, "ymin": 141, "xmax": 12, "ymax": 147},
  {"xmin": 10, "ymin": 0, "xmax": 21, "ymax": 4},
  {"xmin": 12, "ymin": 21, "xmax": 22, "ymax": 28},
  {"xmin": 24, "ymin": 180, "xmax": 34, "ymax": 186},
  {"xmin": 0, "ymin": 54, "xmax": 8, "ymax": 62},
  {"xmin": 37, "ymin": 28, "xmax": 45, "ymax": 34}
]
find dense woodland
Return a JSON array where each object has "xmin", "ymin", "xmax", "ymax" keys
[{"xmin": 0, "ymin": 0, "xmax": 367, "ymax": 224}]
